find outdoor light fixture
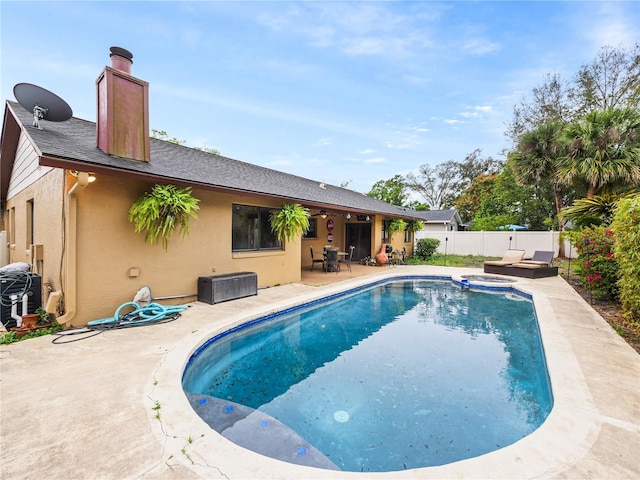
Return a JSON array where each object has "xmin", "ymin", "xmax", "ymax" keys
[
  {"xmin": 70, "ymin": 170, "xmax": 97, "ymax": 183},
  {"xmin": 345, "ymin": 213, "xmax": 351, "ymax": 219},
  {"xmin": 320, "ymin": 210, "xmax": 327, "ymax": 219}
]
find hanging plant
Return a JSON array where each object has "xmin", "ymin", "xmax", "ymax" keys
[
  {"xmin": 270, "ymin": 203, "xmax": 310, "ymax": 243},
  {"xmin": 387, "ymin": 218, "xmax": 407, "ymax": 237},
  {"xmin": 405, "ymin": 220, "xmax": 424, "ymax": 233},
  {"xmin": 128, "ymin": 184, "xmax": 200, "ymax": 250}
]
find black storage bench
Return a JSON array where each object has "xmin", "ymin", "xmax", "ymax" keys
[{"xmin": 198, "ymin": 272, "xmax": 258, "ymax": 304}]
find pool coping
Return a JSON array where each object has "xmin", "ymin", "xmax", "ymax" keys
[
  {"xmin": 151, "ymin": 266, "xmax": 639, "ymax": 479},
  {"xmin": 1, "ymin": 265, "xmax": 638, "ymax": 479}
]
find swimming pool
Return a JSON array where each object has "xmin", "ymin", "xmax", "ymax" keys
[{"xmin": 182, "ymin": 278, "xmax": 553, "ymax": 472}]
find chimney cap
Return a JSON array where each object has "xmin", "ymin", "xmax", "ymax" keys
[{"xmin": 109, "ymin": 46, "xmax": 133, "ymax": 61}]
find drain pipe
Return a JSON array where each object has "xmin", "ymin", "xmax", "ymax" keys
[
  {"xmin": 56, "ymin": 172, "xmax": 90, "ymax": 327},
  {"xmin": 10, "ymin": 294, "xmax": 29, "ymax": 327}
]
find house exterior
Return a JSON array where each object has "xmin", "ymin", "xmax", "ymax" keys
[
  {"xmin": 0, "ymin": 47, "xmax": 422, "ymax": 328},
  {"xmin": 414, "ymin": 209, "xmax": 463, "ymax": 232}
]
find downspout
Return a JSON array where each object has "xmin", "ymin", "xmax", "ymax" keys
[{"xmin": 55, "ymin": 172, "xmax": 90, "ymax": 327}]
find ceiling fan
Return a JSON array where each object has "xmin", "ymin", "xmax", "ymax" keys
[
  {"xmin": 311, "ymin": 210, "xmax": 354, "ymax": 219},
  {"xmin": 311, "ymin": 210, "xmax": 331, "ymax": 218}
]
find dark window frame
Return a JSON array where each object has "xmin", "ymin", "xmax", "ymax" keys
[
  {"xmin": 232, "ymin": 204, "xmax": 282, "ymax": 252},
  {"xmin": 303, "ymin": 218, "xmax": 318, "ymax": 239}
]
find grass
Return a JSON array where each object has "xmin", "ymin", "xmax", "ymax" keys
[{"xmin": 406, "ymin": 253, "xmax": 497, "ymax": 267}]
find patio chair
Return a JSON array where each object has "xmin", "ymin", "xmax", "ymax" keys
[
  {"xmin": 324, "ymin": 248, "xmax": 340, "ymax": 274},
  {"xmin": 483, "ymin": 249, "xmax": 525, "ymax": 267},
  {"xmin": 310, "ymin": 246, "xmax": 324, "ymax": 271},
  {"xmin": 512, "ymin": 251, "xmax": 554, "ymax": 269},
  {"xmin": 339, "ymin": 245, "xmax": 355, "ymax": 272}
]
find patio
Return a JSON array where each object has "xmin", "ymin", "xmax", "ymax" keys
[
  {"xmin": 300, "ymin": 260, "xmax": 388, "ymax": 286},
  {"xmin": 1, "ymin": 265, "xmax": 638, "ymax": 479}
]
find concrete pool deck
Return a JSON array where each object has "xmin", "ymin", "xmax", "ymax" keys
[{"xmin": 1, "ymin": 265, "xmax": 638, "ymax": 479}]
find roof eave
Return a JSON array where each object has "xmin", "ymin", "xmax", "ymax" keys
[{"xmin": 1, "ymin": 103, "xmax": 23, "ymax": 203}]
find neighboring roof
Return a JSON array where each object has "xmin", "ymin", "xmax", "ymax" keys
[
  {"xmin": 414, "ymin": 209, "xmax": 461, "ymax": 224},
  {"xmin": 1, "ymin": 101, "xmax": 422, "ymax": 220}
]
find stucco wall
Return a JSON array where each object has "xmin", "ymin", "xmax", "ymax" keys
[
  {"xmin": 71, "ymin": 176, "xmax": 302, "ymax": 326},
  {"xmin": 5, "ymin": 144, "xmax": 64, "ymax": 306}
]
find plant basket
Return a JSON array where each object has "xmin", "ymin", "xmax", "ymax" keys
[{"xmin": 22, "ymin": 313, "xmax": 40, "ymax": 329}]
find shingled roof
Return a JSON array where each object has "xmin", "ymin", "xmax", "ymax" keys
[
  {"xmin": 414, "ymin": 209, "xmax": 461, "ymax": 224},
  {"xmin": 3, "ymin": 100, "xmax": 422, "ymax": 220}
]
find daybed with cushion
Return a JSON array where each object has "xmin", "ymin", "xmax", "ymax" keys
[
  {"xmin": 483, "ymin": 249, "xmax": 525, "ymax": 267},
  {"xmin": 484, "ymin": 250, "xmax": 558, "ymax": 278}
]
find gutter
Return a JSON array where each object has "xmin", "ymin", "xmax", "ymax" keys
[{"xmin": 55, "ymin": 172, "xmax": 90, "ymax": 327}]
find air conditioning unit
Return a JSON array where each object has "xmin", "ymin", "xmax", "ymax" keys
[{"xmin": 0, "ymin": 273, "xmax": 42, "ymax": 329}]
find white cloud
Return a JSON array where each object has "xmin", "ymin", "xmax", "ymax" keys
[
  {"xmin": 364, "ymin": 157, "xmax": 386, "ymax": 164},
  {"xmin": 459, "ymin": 105, "xmax": 494, "ymax": 119},
  {"xmin": 312, "ymin": 137, "xmax": 332, "ymax": 147},
  {"xmin": 461, "ymin": 38, "xmax": 501, "ymax": 55},
  {"xmin": 385, "ymin": 141, "xmax": 415, "ymax": 150},
  {"xmin": 578, "ymin": 2, "xmax": 639, "ymax": 50},
  {"xmin": 358, "ymin": 148, "xmax": 376, "ymax": 155}
]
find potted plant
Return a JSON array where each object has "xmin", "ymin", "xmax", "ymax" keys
[
  {"xmin": 387, "ymin": 219, "xmax": 407, "ymax": 239},
  {"xmin": 270, "ymin": 203, "xmax": 310, "ymax": 243},
  {"xmin": 21, "ymin": 313, "xmax": 40, "ymax": 329},
  {"xmin": 405, "ymin": 220, "xmax": 424, "ymax": 234},
  {"xmin": 129, "ymin": 184, "xmax": 200, "ymax": 250}
]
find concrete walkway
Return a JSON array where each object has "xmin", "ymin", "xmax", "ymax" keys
[{"xmin": 1, "ymin": 266, "xmax": 638, "ymax": 479}]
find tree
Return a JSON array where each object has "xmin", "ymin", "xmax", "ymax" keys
[
  {"xmin": 151, "ymin": 129, "xmax": 220, "ymax": 155},
  {"xmin": 405, "ymin": 162, "xmax": 456, "ymax": 209},
  {"xmin": 454, "ymin": 174, "xmax": 496, "ymax": 223},
  {"xmin": 367, "ymin": 175, "xmax": 410, "ymax": 206},
  {"xmin": 470, "ymin": 161, "xmax": 553, "ymax": 231},
  {"xmin": 574, "ymin": 43, "xmax": 640, "ymax": 114},
  {"xmin": 512, "ymin": 121, "xmax": 567, "ymax": 222},
  {"xmin": 511, "ymin": 121, "xmax": 570, "ymax": 255},
  {"xmin": 506, "ymin": 44, "xmax": 639, "ymax": 144},
  {"xmin": 562, "ymin": 191, "xmax": 637, "ymax": 228},
  {"xmin": 507, "ymin": 72, "xmax": 577, "ymax": 143},
  {"xmin": 151, "ymin": 129, "xmax": 186, "ymax": 145},
  {"xmin": 559, "ymin": 107, "xmax": 640, "ymax": 198},
  {"xmin": 405, "ymin": 150, "xmax": 501, "ymax": 210},
  {"xmin": 453, "ymin": 149, "xmax": 503, "ymax": 198}
]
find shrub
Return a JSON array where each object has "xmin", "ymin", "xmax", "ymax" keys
[
  {"xmin": 568, "ymin": 226, "xmax": 618, "ymax": 301},
  {"xmin": 612, "ymin": 195, "xmax": 640, "ymax": 323},
  {"xmin": 414, "ymin": 238, "xmax": 440, "ymax": 261}
]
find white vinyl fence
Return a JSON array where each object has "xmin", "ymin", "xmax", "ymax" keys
[{"xmin": 414, "ymin": 230, "xmax": 577, "ymax": 259}]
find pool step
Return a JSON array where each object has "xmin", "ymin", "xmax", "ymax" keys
[{"xmin": 186, "ymin": 392, "xmax": 340, "ymax": 470}]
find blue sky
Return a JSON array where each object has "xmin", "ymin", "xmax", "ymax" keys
[{"xmin": 1, "ymin": 1, "xmax": 638, "ymax": 195}]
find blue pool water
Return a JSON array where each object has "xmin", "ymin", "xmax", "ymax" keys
[{"xmin": 183, "ymin": 279, "xmax": 553, "ymax": 472}]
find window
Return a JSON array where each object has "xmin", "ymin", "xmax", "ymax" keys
[
  {"xmin": 303, "ymin": 218, "xmax": 318, "ymax": 239},
  {"xmin": 26, "ymin": 199, "xmax": 34, "ymax": 248},
  {"xmin": 9, "ymin": 207, "xmax": 15, "ymax": 244},
  {"xmin": 404, "ymin": 228, "xmax": 411, "ymax": 243},
  {"xmin": 382, "ymin": 220, "xmax": 390, "ymax": 243},
  {"xmin": 232, "ymin": 204, "xmax": 282, "ymax": 251}
]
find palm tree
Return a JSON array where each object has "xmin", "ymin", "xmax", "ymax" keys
[
  {"xmin": 561, "ymin": 191, "xmax": 637, "ymax": 227},
  {"xmin": 559, "ymin": 107, "xmax": 640, "ymax": 198},
  {"xmin": 511, "ymin": 120, "xmax": 567, "ymax": 255}
]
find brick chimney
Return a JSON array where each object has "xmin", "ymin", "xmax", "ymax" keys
[{"xmin": 96, "ymin": 47, "xmax": 150, "ymax": 161}]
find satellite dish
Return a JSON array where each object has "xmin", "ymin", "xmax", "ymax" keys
[{"xmin": 13, "ymin": 83, "xmax": 73, "ymax": 129}]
